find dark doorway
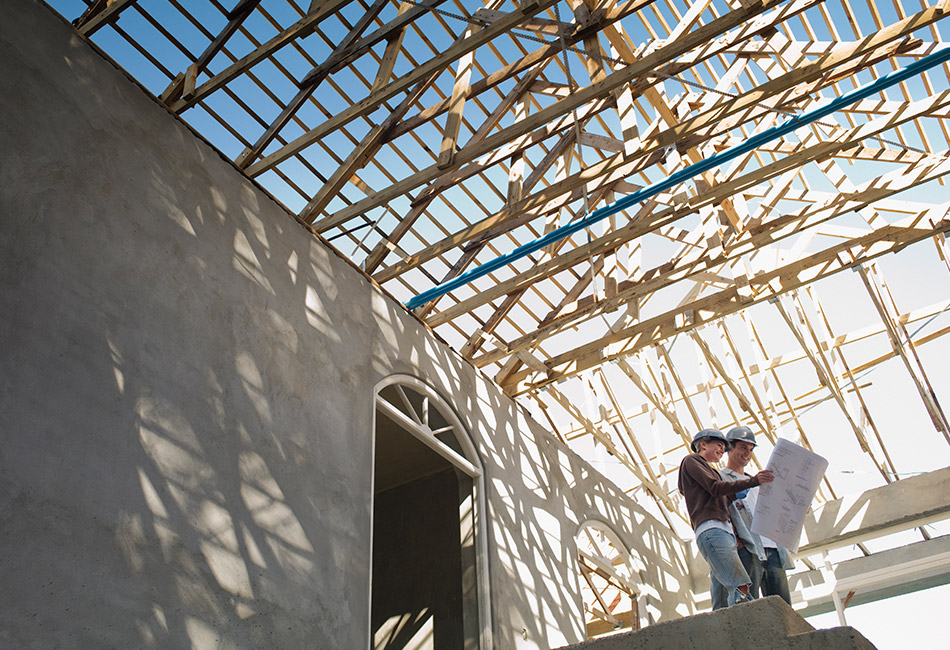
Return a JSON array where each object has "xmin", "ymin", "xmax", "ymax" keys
[{"xmin": 371, "ymin": 386, "xmax": 480, "ymax": 649}]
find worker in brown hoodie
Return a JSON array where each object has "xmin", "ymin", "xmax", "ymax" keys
[{"xmin": 678, "ymin": 428, "xmax": 774, "ymax": 608}]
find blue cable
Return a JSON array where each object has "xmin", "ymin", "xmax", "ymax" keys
[{"xmin": 406, "ymin": 47, "xmax": 950, "ymax": 311}]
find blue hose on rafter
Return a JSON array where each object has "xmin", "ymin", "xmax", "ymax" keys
[{"xmin": 405, "ymin": 46, "xmax": 950, "ymax": 311}]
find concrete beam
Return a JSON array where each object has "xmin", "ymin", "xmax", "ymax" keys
[
  {"xmin": 798, "ymin": 467, "xmax": 950, "ymax": 555},
  {"xmin": 793, "ymin": 535, "xmax": 950, "ymax": 618}
]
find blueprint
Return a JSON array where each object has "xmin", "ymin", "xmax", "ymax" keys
[{"xmin": 750, "ymin": 438, "xmax": 828, "ymax": 553}]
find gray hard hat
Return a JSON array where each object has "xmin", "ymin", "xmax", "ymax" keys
[
  {"xmin": 726, "ymin": 425, "xmax": 756, "ymax": 447},
  {"xmin": 691, "ymin": 428, "xmax": 730, "ymax": 453}
]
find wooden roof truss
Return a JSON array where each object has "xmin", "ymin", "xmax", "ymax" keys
[{"xmin": 54, "ymin": 0, "xmax": 950, "ymax": 549}]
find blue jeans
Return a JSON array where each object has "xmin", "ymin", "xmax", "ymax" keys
[
  {"xmin": 698, "ymin": 528, "xmax": 751, "ymax": 608},
  {"xmin": 762, "ymin": 548, "xmax": 791, "ymax": 604},
  {"xmin": 711, "ymin": 545, "xmax": 761, "ymax": 610}
]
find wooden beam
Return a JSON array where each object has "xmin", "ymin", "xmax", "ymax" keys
[
  {"xmin": 361, "ymin": 62, "xmax": 547, "ymax": 275},
  {"xmin": 313, "ymin": 0, "xmax": 790, "ymax": 231},
  {"xmin": 654, "ymin": 4, "xmax": 950, "ymax": 151},
  {"xmin": 432, "ymin": 95, "xmax": 950, "ymax": 336},
  {"xmin": 76, "ymin": 0, "xmax": 138, "ymax": 37},
  {"xmin": 501, "ymin": 215, "xmax": 950, "ymax": 394},
  {"xmin": 616, "ymin": 358, "xmax": 692, "ymax": 447},
  {"xmin": 690, "ymin": 330, "xmax": 772, "ymax": 435},
  {"xmin": 806, "ymin": 287, "xmax": 899, "ymax": 477},
  {"xmin": 370, "ymin": 3, "xmax": 930, "ymax": 283},
  {"xmin": 299, "ymin": 0, "xmax": 444, "ymax": 88},
  {"xmin": 160, "ymin": 0, "xmax": 262, "ymax": 106},
  {"xmin": 717, "ymin": 320, "xmax": 779, "ymax": 444},
  {"xmin": 299, "ymin": 60, "xmax": 442, "ymax": 221},
  {"xmin": 167, "ymin": 0, "xmax": 353, "ymax": 113},
  {"xmin": 372, "ymin": 20, "xmax": 407, "ymax": 93},
  {"xmin": 595, "ymin": 368, "xmax": 678, "ymax": 512},
  {"xmin": 439, "ymin": 27, "xmax": 478, "ymax": 169},
  {"xmin": 243, "ymin": 0, "xmax": 563, "ymax": 176},
  {"xmin": 858, "ymin": 264, "xmax": 950, "ymax": 442},
  {"xmin": 543, "ymin": 386, "xmax": 686, "ymax": 521},
  {"xmin": 554, "ymin": 301, "xmax": 950, "ymax": 443},
  {"xmin": 773, "ymin": 294, "xmax": 881, "ymax": 471},
  {"xmin": 234, "ymin": 0, "xmax": 387, "ymax": 168}
]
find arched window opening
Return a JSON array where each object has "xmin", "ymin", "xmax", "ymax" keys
[
  {"xmin": 371, "ymin": 376, "xmax": 489, "ymax": 650},
  {"xmin": 576, "ymin": 521, "xmax": 645, "ymax": 639}
]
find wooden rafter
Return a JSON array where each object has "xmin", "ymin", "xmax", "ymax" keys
[
  {"xmin": 368, "ymin": 0, "xmax": 935, "ymax": 286},
  {"xmin": 502, "ymin": 213, "xmax": 950, "ymax": 394},
  {"xmin": 58, "ymin": 0, "xmax": 950, "ymax": 548},
  {"xmin": 75, "ymin": 0, "xmax": 138, "ymax": 37}
]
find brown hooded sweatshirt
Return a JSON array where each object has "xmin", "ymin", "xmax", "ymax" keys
[{"xmin": 678, "ymin": 453, "xmax": 760, "ymax": 531}]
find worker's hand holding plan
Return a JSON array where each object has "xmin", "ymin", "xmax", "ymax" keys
[{"xmin": 750, "ymin": 439, "xmax": 828, "ymax": 553}]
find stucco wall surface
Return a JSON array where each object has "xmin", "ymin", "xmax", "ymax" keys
[{"xmin": 0, "ymin": 1, "xmax": 694, "ymax": 647}]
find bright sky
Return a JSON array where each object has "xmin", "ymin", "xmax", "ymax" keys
[{"xmin": 805, "ymin": 582, "xmax": 950, "ymax": 650}]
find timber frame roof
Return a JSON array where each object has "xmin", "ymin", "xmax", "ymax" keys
[{"xmin": 48, "ymin": 0, "xmax": 950, "ymax": 553}]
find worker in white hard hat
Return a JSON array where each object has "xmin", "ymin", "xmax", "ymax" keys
[
  {"xmin": 711, "ymin": 426, "xmax": 794, "ymax": 609},
  {"xmin": 678, "ymin": 428, "xmax": 774, "ymax": 608}
]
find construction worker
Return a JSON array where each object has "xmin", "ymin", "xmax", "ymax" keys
[
  {"xmin": 678, "ymin": 428, "xmax": 774, "ymax": 608},
  {"xmin": 713, "ymin": 426, "xmax": 794, "ymax": 607}
]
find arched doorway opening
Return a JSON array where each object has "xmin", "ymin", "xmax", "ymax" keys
[
  {"xmin": 371, "ymin": 376, "xmax": 489, "ymax": 649},
  {"xmin": 575, "ymin": 520, "xmax": 645, "ymax": 638}
]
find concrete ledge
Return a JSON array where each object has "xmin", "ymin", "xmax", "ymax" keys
[
  {"xmin": 799, "ymin": 467, "xmax": 950, "ymax": 555},
  {"xmin": 557, "ymin": 597, "xmax": 876, "ymax": 650},
  {"xmin": 793, "ymin": 534, "xmax": 950, "ymax": 617}
]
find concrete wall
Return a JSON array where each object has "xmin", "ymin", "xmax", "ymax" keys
[
  {"xmin": 558, "ymin": 597, "xmax": 877, "ymax": 650},
  {"xmin": 0, "ymin": 1, "xmax": 694, "ymax": 647}
]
